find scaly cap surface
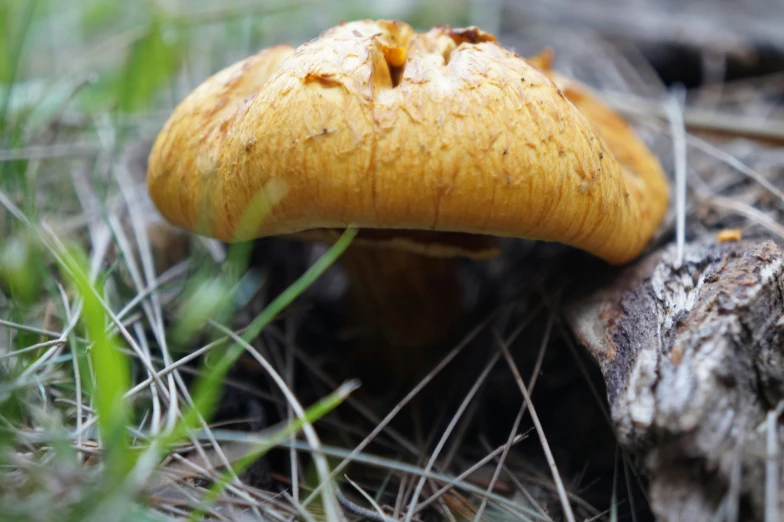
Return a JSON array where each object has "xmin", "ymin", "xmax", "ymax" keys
[{"xmin": 148, "ymin": 20, "xmax": 670, "ymax": 264}]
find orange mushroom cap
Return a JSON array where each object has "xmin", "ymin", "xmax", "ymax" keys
[{"xmin": 148, "ymin": 20, "xmax": 670, "ymax": 265}]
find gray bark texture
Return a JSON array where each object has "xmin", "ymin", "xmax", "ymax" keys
[{"xmin": 568, "ymin": 237, "xmax": 784, "ymax": 521}]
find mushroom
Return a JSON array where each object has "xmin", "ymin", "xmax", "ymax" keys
[
  {"xmin": 526, "ymin": 48, "xmax": 669, "ymax": 206},
  {"xmin": 147, "ymin": 20, "xmax": 670, "ymax": 374}
]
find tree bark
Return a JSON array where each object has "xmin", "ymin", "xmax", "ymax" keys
[{"xmin": 567, "ymin": 236, "xmax": 784, "ymax": 521}]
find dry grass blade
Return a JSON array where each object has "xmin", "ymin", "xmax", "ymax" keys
[
  {"xmin": 610, "ymin": 448, "xmax": 619, "ymax": 522},
  {"xmin": 472, "ymin": 312, "xmax": 554, "ymax": 521},
  {"xmin": 279, "ymin": 316, "xmax": 301, "ymax": 505},
  {"xmin": 282, "ymin": 490, "xmax": 319, "ymax": 522},
  {"xmin": 725, "ymin": 422, "xmax": 747, "ymax": 522},
  {"xmin": 0, "ymin": 339, "xmax": 66, "ymax": 359},
  {"xmin": 59, "ymin": 286, "xmax": 86, "ymax": 463},
  {"xmin": 478, "ymin": 436, "xmax": 553, "ymax": 521},
  {"xmin": 704, "ymin": 195, "xmax": 784, "ymax": 239},
  {"xmin": 602, "ymin": 92, "xmax": 784, "ymax": 144},
  {"xmin": 203, "ymin": 431, "xmax": 542, "ymax": 519},
  {"xmin": 0, "ymin": 319, "xmax": 62, "ymax": 338},
  {"xmin": 0, "ymin": 142, "xmax": 101, "ymax": 161},
  {"xmin": 18, "ymin": 303, "xmax": 81, "ymax": 377},
  {"xmin": 123, "ymin": 337, "xmax": 228, "ymax": 400},
  {"xmin": 301, "ymin": 308, "xmax": 501, "ymax": 510},
  {"xmin": 665, "ymin": 88, "xmax": 688, "ymax": 269},
  {"xmin": 344, "ymin": 475, "xmax": 394, "ymax": 522},
  {"xmin": 766, "ymin": 408, "xmax": 780, "ymax": 522},
  {"xmin": 30, "ymin": 221, "xmax": 176, "ymax": 405},
  {"xmin": 403, "ymin": 352, "xmax": 500, "ymax": 522},
  {"xmin": 114, "ymin": 261, "xmax": 189, "ymax": 322},
  {"xmin": 210, "ymin": 321, "xmax": 344, "ymax": 522},
  {"xmin": 563, "ymin": 323, "xmax": 652, "ymax": 514},
  {"xmin": 281, "ymin": 337, "xmax": 419, "ymax": 456},
  {"xmin": 152, "ymin": 452, "xmax": 286, "ymax": 521},
  {"xmin": 688, "ymin": 136, "xmax": 784, "ymax": 207},
  {"xmin": 495, "ymin": 331, "xmax": 577, "ymax": 522},
  {"xmin": 414, "ymin": 433, "xmax": 530, "ymax": 516},
  {"xmin": 110, "ymin": 165, "xmax": 181, "ymax": 433},
  {"xmin": 134, "ymin": 322, "xmax": 162, "ymax": 435},
  {"xmin": 622, "ymin": 455, "xmax": 640, "ymax": 522},
  {"xmin": 604, "ymin": 91, "xmax": 784, "ymax": 212}
]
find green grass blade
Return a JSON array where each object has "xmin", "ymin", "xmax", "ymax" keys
[
  {"xmin": 117, "ymin": 16, "xmax": 182, "ymax": 113},
  {"xmin": 0, "ymin": 0, "xmax": 37, "ymax": 136},
  {"xmin": 188, "ymin": 379, "xmax": 360, "ymax": 522},
  {"xmin": 161, "ymin": 227, "xmax": 357, "ymax": 447},
  {"xmin": 61, "ymin": 247, "xmax": 134, "ymax": 481},
  {"xmin": 174, "ymin": 182, "xmax": 287, "ymax": 345}
]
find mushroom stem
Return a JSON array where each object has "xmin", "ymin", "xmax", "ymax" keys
[{"xmin": 339, "ymin": 245, "xmax": 464, "ymax": 377}]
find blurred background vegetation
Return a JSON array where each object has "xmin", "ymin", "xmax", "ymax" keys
[{"xmin": 1, "ymin": 0, "xmax": 472, "ymax": 121}]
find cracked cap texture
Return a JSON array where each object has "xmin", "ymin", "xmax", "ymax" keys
[{"xmin": 147, "ymin": 20, "xmax": 670, "ymax": 264}]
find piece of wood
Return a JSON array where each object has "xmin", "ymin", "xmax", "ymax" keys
[{"xmin": 567, "ymin": 236, "xmax": 784, "ymax": 521}]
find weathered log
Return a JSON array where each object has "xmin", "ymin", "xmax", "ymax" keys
[{"xmin": 568, "ymin": 236, "xmax": 784, "ymax": 521}]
